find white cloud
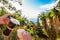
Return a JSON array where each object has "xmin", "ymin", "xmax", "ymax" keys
[
  {"xmin": 22, "ymin": 6, "xmax": 39, "ymax": 18},
  {"xmin": 39, "ymin": 1, "xmax": 57, "ymax": 11},
  {"xmin": 21, "ymin": 1, "xmax": 40, "ymax": 19},
  {"xmin": 21, "ymin": 1, "xmax": 57, "ymax": 19}
]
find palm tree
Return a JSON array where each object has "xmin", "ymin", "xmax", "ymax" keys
[
  {"xmin": 39, "ymin": 12, "xmax": 57, "ymax": 40},
  {"xmin": 53, "ymin": 0, "xmax": 60, "ymax": 37},
  {"xmin": 46, "ymin": 10, "xmax": 56, "ymax": 40},
  {"xmin": 37, "ymin": 15, "xmax": 48, "ymax": 40}
]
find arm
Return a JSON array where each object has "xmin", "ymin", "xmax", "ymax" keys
[{"xmin": 26, "ymin": 32, "xmax": 32, "ymax": 40}]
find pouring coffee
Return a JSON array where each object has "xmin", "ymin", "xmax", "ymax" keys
[{"xmin": 3, "ymin": 17, "xmax": 20, "ymax": 36}]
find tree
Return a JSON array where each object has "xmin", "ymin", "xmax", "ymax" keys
[
  {"xmin": 38, "ymin": 11, "xmax": 57, "ymax": 40},
  {"xmin": 46, "ymin": 10, "xmax": 56, "ymax": 40},
  {"xmin": 0, "ymin": 7, "xmax": 8, "ymax": 16},
  {"xmin": 0, "ymin": 0, "xmax": 22, "ymax": 13},
  {"xmin": 37, "ymin": 15, "xmax": 48, "ymax": 40},
  {"xmin": 55, "ymin": 0, "xmax": 60, "ymax": 12}
]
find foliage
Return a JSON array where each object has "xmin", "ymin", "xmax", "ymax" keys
[
  {"xmin": 0, "ymin": 24, "xmax": 6, "ymax": 31},
  {"xmin": 9, "ymin": 28, "xmax": 18, "ymax": 40},
  {"xmin": 0, "ymin": 0, "xmax": 22, "ymax": 11},
  {"xmin": 38, "ymin": 0, "xmax": 60, "ymax": 40},
  {"xmin": 0, "ymin": 7, "xmax": 8, "ymax": 16},
  {"xmin": 0, "ymin": 28, "xmax": 4, "ymax": 40}
]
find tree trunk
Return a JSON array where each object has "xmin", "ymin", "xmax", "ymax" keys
[
  {"xmin": 42, "ymin": 17, "xmax": 56, "ymax": 40},
  {"xmin": 48, "ymin": 17, "xmax": 56, "ymax": 40},
  {"xmin": 37, "ymin": 17, "xmax": 47, "ymax": 40}
]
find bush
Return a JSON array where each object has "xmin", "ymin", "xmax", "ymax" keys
[
  {"xmin": 0, "ymin": 28, "xmax": 4, "ymax": 40},
  {"xmin": 9, "ymin": 28, "xmax": 18, "ymax": 40}
]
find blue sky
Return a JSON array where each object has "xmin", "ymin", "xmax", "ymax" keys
[
  {"xmin": 24, "ymin": 0, "xmax": 56, "ymax": 7},
  {"xmin": 0, "ymin": 0, "xmax": 57, "ymax": 22},
  {"xmin": 22, "ymin": 0, "xmax": 57, "ymax": 22}
]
